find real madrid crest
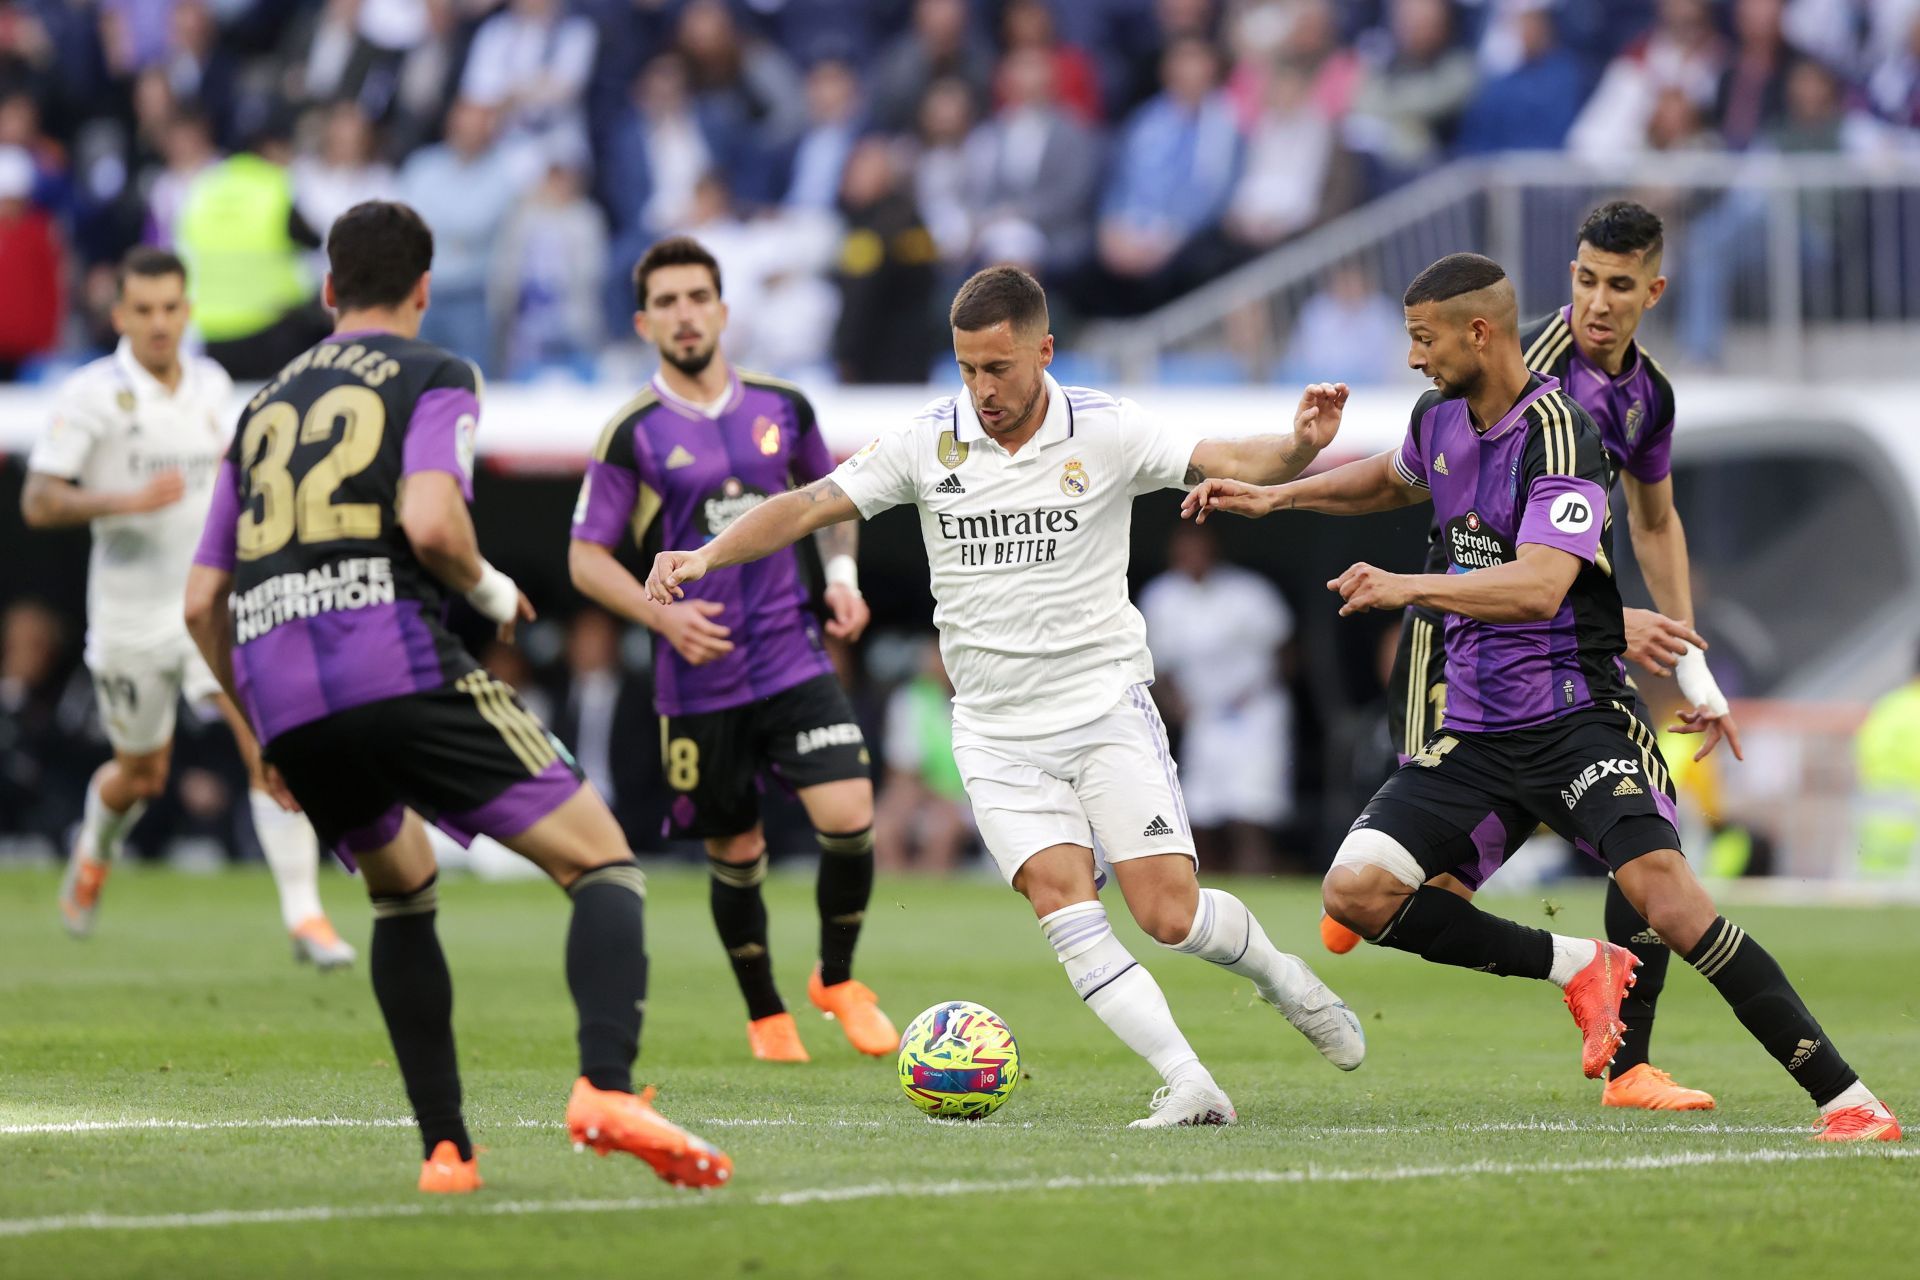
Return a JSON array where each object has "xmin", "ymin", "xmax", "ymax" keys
[
  {"xmin": 754, "ymin": 415, "xmax": 781, "ymax": 456},
  {"xmin": 936, "ymin": 429, "xmax": 968, "ymax": 469},
  {"xmin": 1060, "ymin": 458, "xmax": 1089, "ymax": 497}
]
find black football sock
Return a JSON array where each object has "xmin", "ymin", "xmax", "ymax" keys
[
  {"xmin": 1684, "ymin": 916, "xmax": 1857, "ymax": 1105},
  {"xmin": 814, "ymin": 827, "xmax": 874, "ymax": 987},
  {"xmin": 1605, "ymin": 876, "xmax": 1668, "ymax": 1075},
  {"xmin": 709, "ymin": 851, "xmax": 784, "ymax": 1020},
  {"xmin": 1372, "ymin": 885, "xmax": 1554, "ymax": 979},
  {"xmin": 566, "ymin": 860, "xmax": 650, "ymax": 1094},
  {"xmin": 368, "ymin": 876, "xmax": 470, "ymax": 1161}
]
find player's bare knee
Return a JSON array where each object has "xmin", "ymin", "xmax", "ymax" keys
[
  {"xmin": 1134, "ymin": 904, "xmax": 1193, "ymax": 947},
  {"xmin": 707, "ymin": 831, "xmax": 765, "ymax": 866},
  {"xmin": 1618, "ymin": 849, "xmax": 1714, "ymax": 952},
  {"xmin": 117, "ymin": 752, "xmax": 171, "ymax": 800}
]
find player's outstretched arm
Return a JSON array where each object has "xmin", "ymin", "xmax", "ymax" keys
[
  {"xmin": 1396, "ymin": 543, "xmax": 1581, "ymax": 623},
  {"xmin": 1624, "ymin": 471, "xmax": 1741, "ymax": 760},
  {"xmin": 570, "ymin": 538, "xmax": 737, "ymax": 666},
  {"xmin": 1183, "ymin": 450, "xmax": 1425, "ymax": 523},
  {"xmin": 399, "ymin": 471, "xmax": 536, "ymax": 640},
  {"xmin": 1186, "ymin": 381, "xmax": 1349, "ymax": 486},
  {"xmin": 20, "ymin": 469, "xmax": 185, "ymax": 528},
  {"xmin": 646, "ymin": 476, "xmax": 859, "ymax": 604}
]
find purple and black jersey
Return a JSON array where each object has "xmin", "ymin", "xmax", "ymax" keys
[
  {"xmin": 1392, "ymin": 373, "xmax": 1631, "ymax": 733},
  {"xmin": 1416, "ymin": 308, "xmax": 1676, "ymax": 583},
  {"xmin": 193, "ymin": 330, "xmax": 483, "ymax": 745},
  {"xmin": 570, "ymin": 369, "xmax": 835, "ymax": 716}
]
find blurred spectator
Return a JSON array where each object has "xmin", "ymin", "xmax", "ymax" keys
[
  {"xmin": 676, "ymin": 0, "xmax": 805, "ymax": 182},
  {"xmin": 1678, "ymin": 56, "xmax": 1887, "ymax": 364},
  {"xmin": 870, "ymin": 0, "xmax": 995, "ymax": 133},
  {"xmin": 603, "ymin": 55, "xmax": 739, "ymax": 258},
  {"xmin": 1223, "ymin": 58, "xmax": 1335, "ymax": 255},
  {"xmin": 999, "ymin": 0, "xmax": 1102, "ymax": 124},
  {"xmin": 1717, "ymin": 0, "xmax": 1798, "ymax": 151},
  {"xmin": 833, "ymin": 137, "xmax": 937, "ymax": 383},
  {"xmin": 1278, "ymin": 261, "xmax": 1410, "ymax": 384},
  {"xmin": 1110, "ymin": 0, "xmax": 1220, "ymax": 113},
  {"xmin": 971, "ymin": 47, "xmax": 1101, "ymax": 278},
  {"xmin": 459, "ymin": 0, "xmax": 597, "ymax": 172},
  {"xmin": 780, "ymin": 57, "xmax": 861, "ymax": 212},
  {"xmin": 1343, "ymin": 0, "xmax": 1478, "ymax": 187},
  {"xmin": 910, "ymin": 76, "xmax": 978, "ymax": 270},
  {"xmin": 159, "ymin": 1, "xmax": 238, "ymax": 148},
  {"xmin": 297, "ymin": 0, "xmax": 461, "ymax": 155},
  {"xmin": 174, "ymin": 113, "xmax": 329, "ymax": 379},
  {"xmin": 0, "ymin": 144, "xmax": 62, "ymax": 377},
  {"xmin": 872, "ymin": 638, "xmax": 971, "ymax": 873},
  {"xmin": 146, "ymin": 105, "xmax": 217, "ymax": 246},
  {"xmin": 1867, "ymin": 10, "xmax": 1920, "ymax": 128},
  {"xmin": 291, "ymin": 101, "xmax": 396, "ymax": 246},
  {"xmin": 1455, "ymin": 2, "xmax": 1589, "ymax": 154},
  {"xmin": 489, "ymin": 153, "xmax": 607, "ymax": 378},
  {"xmin": 1854, "ymin": 647, "xmax": 1920, "ymax": 878},
  {"xmin": 400, "ymin": 97, "xmax": 521, "ymax": 368},
  {"xmin": 1282, "ymin": 0, "xmax": 1365, "ymax": 122},
  {"xmin": 0, "ymin": 88, "xmax": 64, "ymax": 210},
  {"xmin": 1092, "ymin": 36, "xmax": 1241, "ymax": 313},
  {"xmin": 0, "ymin": 599, "xmax": 88, "ymax": 854},
  {"xmin": 1569, "ymin": 0, "xmax": 1727, "ymax": 161},
  {"xmin": 552, "ymin": 609, "xmax": 630, "ymax": 807},
  {"xmin": 1140, "ymin": 522, "xmax": 1296, "ymax": 874}
]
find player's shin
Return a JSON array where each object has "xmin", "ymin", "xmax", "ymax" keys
[
  {"xmin": 1683, "ymin": 916, "xmax": 1868, "ymax": 1110},
  {"xmin": 1041, "ymin": 901, "xmax": 1214, "ymax": 1091},
  {"xmin": 78, "ymin": 769, "xmax": 145, "ymax": 862},
  {"xmin": 814, "ymin": 827, "xmax": 874, "ymax": 986},
  {"xmin": 368, "ymin": 875, "xmax": 471, "ymax": 1161},
  {"xmin": 1372, "ymin": 886, "xmax": 1560, "ymax": 979},
  {"xmin": 249, "ymin": 790, "xmax": 324, "ymax": 930},
  {"xmin": 1605, "ymin": 876, "xmax": 1667, "ymax": 1074},
  {"xmin": 708, "ymin": 851, "xmax": 784, "ymax": 1019},
  {"xmin": 1167, "ymin": 887, "xmax": 1309, "ymax": 1005},
  {"xmin": 565, "ymin": 860, "xmax": 649, "ymax": 1093}
]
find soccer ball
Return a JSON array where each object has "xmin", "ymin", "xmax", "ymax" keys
[{"xmin": 896, "ymin": 1000, "xmax": 1020, "ymax": 1120}]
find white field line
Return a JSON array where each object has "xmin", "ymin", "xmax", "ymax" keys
[
  {"xmin": 0, "ymin": 1115, "xmax": 1807, "ymax": 1138},
  {"xmin": 0, "ymin": 1146, "xmax": 1912, "ymax": 1240}
]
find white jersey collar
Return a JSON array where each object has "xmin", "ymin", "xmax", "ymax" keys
[
  {"xmin": 651, "ymin": 366, "xmax": 742, "ymax": 420},
  {"xmin": 113, "ymin": 337, "xmax": 191, "ymax": 403}
]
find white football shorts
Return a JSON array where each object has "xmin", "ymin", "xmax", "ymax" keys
[
  {"xmin": 951, "ymin": 683, "xmax": 1196, "ymax": 885},
  {"xmin": 88, "ymin": 637, "xmax": 223, "ymax": 755}
]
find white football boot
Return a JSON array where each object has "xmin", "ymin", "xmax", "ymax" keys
[
  {"xmin": 1272, "ymin": 960, "xmax": 1366, "ymax": 1071},
  {"xmin": 1128, "ymin": 1081, "xmax": 1238, "ymax": 1129}
]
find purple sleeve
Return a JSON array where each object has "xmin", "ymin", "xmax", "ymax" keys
[
  {"xmin": 1516, "ymin": 474, "xmax": 1607, "ymax": 563},
  {"xmin": 1623, "ymin": 413, "xmax": 1673, "ymax": 484},
  {"xmin": 789, "ymin": 406, "xmax": 835, "ymax": 486},
  {"xmin": 192, "ymin": 459, "xmax": 242, "ymax": 572},
  {"xmin": 571, "ymin": 459, "xmax": 640, "ymax": 547},
  {"xmin": 401, "ymin": 387, "xmax": 480, "ymax": 501}
]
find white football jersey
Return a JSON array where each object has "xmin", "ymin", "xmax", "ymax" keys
[
  {"xmin": 27, "ymin": 340, "xmax": 234, "ymax": 661},
  {"xmin": 833, "ymin": 372, "xmax": 1194, "ymax": 737}
]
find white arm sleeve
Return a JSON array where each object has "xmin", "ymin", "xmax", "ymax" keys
[
  {"xmin": 831, "ymin": 420, "xmax": 921, "ymax": 518},
  {"xmin": 26, "ymin": 390, "xmax": 104, "ymax": 480},
  {"xmin": 1120, "ymin": 397, "xmax": 1198, "ymax": 496}
]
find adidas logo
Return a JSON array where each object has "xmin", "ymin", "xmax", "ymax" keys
[
  {"xmin": 933, "ymin": 473, "xmax": 966, "ymax": 494},
  {"xmin": 665, "ymin": 444, "xmax": 697, "ymax": 470},
  {"xmin": 1613, "ymin": 776, "xmax": 1643, "ymax": 797},
  {"xmin": 1789, "ymin": 1037, "xmax": 1822, "ymax": 1071},
  {"xmin": 1142, "ymin": 815, "xmax": 1174, "ymax": 838},
  {"xmin": 1433, "ymin": 452, "xmax": 1449, "ymax": 475},
  {"xmin": 1630, "ymin": 928, "xmax": 1663, "ymax": 945}
]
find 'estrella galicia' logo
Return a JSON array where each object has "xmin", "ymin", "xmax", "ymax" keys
[
  {"xmin": 1444, "ymin": 511, "xmax": 1514, "ymax": 570},
  {"xmin": 698, "ymin": 477, "xmax": 770, "ymax": 540}
]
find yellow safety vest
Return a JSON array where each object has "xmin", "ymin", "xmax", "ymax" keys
[{"xmin": 175, "ymin": 155, "xmax": 310, "ymax": 342}]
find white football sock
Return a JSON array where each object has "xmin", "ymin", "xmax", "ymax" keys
[
  {"xmin": 1040, "ymin": 901, "xmax": 1213, "ymax": 1091},
  {"xmin": 250, "ymin": 789, "xmax": 324, "ymax": 930},
  {"xmin": 79, "ymin": 773, "xmax": 145, "ymax": 863},
  {"xmin": 1820, "ymin": 1079, "xmax": 1886, "ymax": 1118},
  {"xmin": 1547, "ymin": 935, "xmax": 1600, "ymax": 988},
  {"xmin": 1167, "ymin": 887, "xmax": 1312, "ymax": 1007}
]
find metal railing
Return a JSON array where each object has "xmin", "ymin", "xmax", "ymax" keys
[{"xmin": 1079, "ymin": 153, "xmax": 1920, "ymax": 382}]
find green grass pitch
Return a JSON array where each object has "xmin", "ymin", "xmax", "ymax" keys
[{"xmin": 1, "ymin": 866, "xmax": 1914, "ymax": 1278}]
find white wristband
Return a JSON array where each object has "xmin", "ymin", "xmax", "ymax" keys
[
  {"xmin": 466, "ymin": 560, "xmax": 519, "ymax": 625},
  {"xmin": 824, "ymin": 554, "xmax": 860, "ymax": 595},
  {"xmin": 1674, "ymin": 642, "xmax": 1729, "ymax": 718}
]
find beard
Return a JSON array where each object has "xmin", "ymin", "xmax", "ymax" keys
[
  {"xmin": 661, "ymin": 342, "xmax": 717, "ymax": 376},
  {"xmin": 980, "ymin": 380, "xmax": 1044, "ymax": 436}
]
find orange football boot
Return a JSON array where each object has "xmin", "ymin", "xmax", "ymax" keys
[
  {"xmin": 1562, "ymin": 940, "xmax": 1638, "ymax": 1079},
  {"xmin": 59, "ymin": 854, "xmax": 110, "ymax": 938},
  {"xmin": 1813, "ymin": 1105, "xmax": 1902, "ymax": 1143},
  {"xmin": 807, "ymin": 968, "xmax": 898, "ymax": 1057},
  {"xmin": 1602, "ymin": 1063, "xmax": 1715, "ymax": 1111},
  {"xmin": 1319, "ymin": 913, "xmax": 1361, "ymax": 955},
  {"xmin": 565, "ymin": 1079, "xmax": 733, "ymax": 1188},
  {"xmin": 417, "ymin": 1140, "xmax": 481, "ymax": 1194},
  {"xmin": 747, "ymin": 1011, "xmax": 810, "ymax": 1062}
]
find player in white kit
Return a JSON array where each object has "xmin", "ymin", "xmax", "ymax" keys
[
  {"xmin": 644, "ymin": 266, "xmax": 1365, "ymax": 1127},
  {"xmin": 21, "ymin": 248, "xmax": 353, "ymax": 967}
]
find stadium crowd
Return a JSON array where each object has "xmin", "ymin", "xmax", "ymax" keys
[{"xmin": 1, "ymin": 0, "xmax": 1919, "ymax": 384}]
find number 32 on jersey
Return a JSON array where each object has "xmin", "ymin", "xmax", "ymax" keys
[{"xmin": 236, "ymin": 385, "xmax": 387, "ymax": 560}]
